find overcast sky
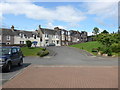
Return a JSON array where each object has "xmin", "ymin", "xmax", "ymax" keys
[{"xmin": 0, "ymin": 0, "xmax": 119, "ymax": 36}]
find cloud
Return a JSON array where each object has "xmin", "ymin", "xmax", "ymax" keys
[
  {"xmin": 86, "ymin": 2, "xmax": 118, "ymax": 20},
  {"xmin": 46, "ymin": 22, "xmax": 66, "ymax": 29},
  {"xmin": 0, "ymin": 2, "xmax": 86, "ymax": 23},
  {"xmin": 87, "ymin": 32, "xmax": 93, "ymax": 36}
]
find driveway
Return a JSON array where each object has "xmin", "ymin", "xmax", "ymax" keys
[{"xmin": 2, "ymin": 46, "xmax": 118, "ymax": 88}]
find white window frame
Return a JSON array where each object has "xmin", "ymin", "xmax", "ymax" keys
[
  {"xmin": 6, "ymin": 35, "xmax": 10, "ymax": 40},
  {"xmin": 6, "ymin": 42, "xmax": 10, "ymax": 45},
  {"xmin": 20, "ymin": 41, "xmax": 24, "ymax": 44}
]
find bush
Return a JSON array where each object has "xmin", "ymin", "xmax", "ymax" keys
[
  {"xmin": 102, "ymin": 48, "xmax": 112, "ymax": 56},
  {"xmin": 26, "ymin": 40, "xmax": 32, "ymax": 47},
  {"xmin": 41, "ymin": 48, "xmax": 46, "ymax": 51},
  {"xmin": 111, "ymin": 43, "xmax": 120, "ymax": 53},
  {"xmin": 92, "ymin": 48, "xmax": 98, "ymax": 52},
  {"xmin": 37, "ymin": 50, "xmax": 49, "ymax": 57}
]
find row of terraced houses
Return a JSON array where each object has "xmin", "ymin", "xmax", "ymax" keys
[{"xmin": 0, "ymin": 25, "xmax": 87, "ymax": 47}]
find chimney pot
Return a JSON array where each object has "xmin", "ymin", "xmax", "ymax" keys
[{"xmin": 39, "ymin": 25, "xmax": 41, "ymax": 29}]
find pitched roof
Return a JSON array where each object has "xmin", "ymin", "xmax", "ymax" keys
[
  {"xmin": 0, "ymin": 28, "xmax": 15, "ymax": 36},
  {"xmin": 0, "ymin": 28, "xmax": 39, "ymax": 37},
  {"xmin": 69, "ymin": 30, "xmax": 80, "ymax": 36},
  {"xmin": 40, "ymin": 28, "xmax": 61, "ymax": 35}
]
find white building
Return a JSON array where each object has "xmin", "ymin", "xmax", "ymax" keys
[{"xmin": 37, "ymin": 25, "xmax": 61, "ymax": 46}]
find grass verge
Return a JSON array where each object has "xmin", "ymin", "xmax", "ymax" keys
[
  {"xmin": 21, "ymin": 47, "xmax": 44, "ymax": 56},
  {"xmin": 69, "ymin": 41, "xmax": 102, "ymax": 55},
  {"xmin": 69, "ymin": 41, "xmax": 119, "ymax": 56}
]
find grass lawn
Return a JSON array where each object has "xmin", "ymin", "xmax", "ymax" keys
[
  {"xmin": 21, "ymin": 47, "xmax": 43, "ymax": 56},
  {"xmin": 69, "ymin": 41, "xmax": 102, "ymax": 55}
]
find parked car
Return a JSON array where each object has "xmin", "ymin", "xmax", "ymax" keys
[
  {"xmin": 48, "ymin": 43, "xmax": 55, "ymax": 46},
  {"xmin": 0, "ymin": 46, "xmax": 24, "ymax": 72}
]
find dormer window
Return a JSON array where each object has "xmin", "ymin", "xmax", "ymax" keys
[
  {"xmin": 6, "ymin": 35, "xmax": 10, "ymax": 40},
  {"xmin": 24, "ymin": 34, "xmax": 27, "ymax": 38},
  {"xmin": 62, "ymin": 31, "xmax": 64, "ymax": 35},
  {"xmin": 33, "ymin": 34, "xmax": 34, "ymax": 37},
  {"xmin": 19, "ymin": 33, "xmax": 21, "ymax": 36},
  {"xmin": 19, "ymin": 33, "xmax": 23, "ymax": 38}
]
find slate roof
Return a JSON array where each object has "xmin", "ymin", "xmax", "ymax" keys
[
  {"xmin": 69, "ymin": 30, "xmax": 81, "ymax": 36},
  {"xmin": 40, "ymin": 28, "xmax": 61, "ymax": 35},
  {"xmin": 0, "ymin": 28, "xmax": 15, "ymax": 36},
  {"xmin": 0, "ymin": 28, "xmax": 39, "ymax": 37}
]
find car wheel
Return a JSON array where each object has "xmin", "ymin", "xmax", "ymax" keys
[
  {"xmin": 18, "ymin": 59, "xmax": 23, "ymax": 66},
  {"xmin": 5, "ymin": 62, "xmax": 11, "ymax": 72}
]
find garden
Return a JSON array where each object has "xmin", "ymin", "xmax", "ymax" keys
[{"xmin": 21, "ymin": 40, "xmax": 49, "ymax": 57}]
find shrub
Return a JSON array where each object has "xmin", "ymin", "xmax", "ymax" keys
[
  {"xmin": 37, "ymin": 50, "xmax": 49, "ymax": 57},
  {"xmin": 26, "ymin": 40, "xmax": 32, "ymax": 47},
  {"xmin": 111, "ymin": 43, "xmax": 120, "ymax": 53},
  {"xmin": 41, "ymin": 48, "xmax": 46, "ymax": 51},
  {"xmin": 92, "ymin": 48, "xmax": 98, "ymax": 52},
  {"xmin": 102, "ymin": 48, "xmax": 112, "ymax": 56}
]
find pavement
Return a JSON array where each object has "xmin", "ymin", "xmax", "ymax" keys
[{"xmin": 1, "ymin": 46, "xmax": 119, "ymax": 88}]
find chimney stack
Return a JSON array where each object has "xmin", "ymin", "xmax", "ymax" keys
[
  {"xmin": 54, "ymin": 27, "xmax": 60, "ymax": 31},
  {"xmin": 39, "ymin": 25, "xmax": 41, "ymax": 29},
  {"xmin": 11, "ymin": 25, "xmax": 14, "ymax": 31}
]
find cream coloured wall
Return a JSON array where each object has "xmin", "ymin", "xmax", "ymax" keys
[
  {"xmin": 14, "ymin": 36, "xmax": 40, "ymax": 47},
  {"xmin": 41, "ymin": 34, "xmax": 61, "ymax": 46}
]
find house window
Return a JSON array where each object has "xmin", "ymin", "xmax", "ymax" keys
[
  {"xmin": 21, "ymin": 35, "xmax": 23, "ymax": 38},
  {"xmin": 46, "ymin": 40, "xmax": 49, "ymax": 44},
  {"xmin": 6, "ymin": 35, "xmax": 10, "ymax": 40},
  {"xmin": 20, "ymin": 41, "xmax": 24, "ymax": 44},
  {"xmin": 6, "ymin": 42, "xmax": 10, "ymax": 45},
  {"xmin": 55, "ymin": 35, "xmax": 58, "ymax": 38},
  {"xmin": 24, "ymin": 35, "xmax": 27, "ymax": 38},
  {"xmin": 45, "ymin": 34, "xmax": 48, "ymax": 38},
  {"xmin": 19, "ymin": 33, "xmax": 23, "ymax": 38},
  {"xmin": 40, "ymin": 38, "xmax": 42, "ymax": 42},
  {"xmin": 34, "ymin": 35, "xmax": 36, "ymax": 39}
]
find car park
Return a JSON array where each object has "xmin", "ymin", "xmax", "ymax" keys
[{"xmin": 0, "ymin": 46, "xmax": 24, "ymax": 72}]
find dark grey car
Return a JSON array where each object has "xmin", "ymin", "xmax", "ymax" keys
[{"xmin": 0, "ymin": 46, "xmax": 24, "ymax": 72}]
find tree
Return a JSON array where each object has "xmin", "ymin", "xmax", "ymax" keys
[
  {"xmin": 92, "ymin": 27, "xmax": 99, "ymax": 35},
  {"xmin": 26, "ymin": 40, "xmax": 32, "ymax": 47},
  {"xmin": 101, "ymin": 30, "xmax": 109, "ymax": 34},
  {"xmin": 96, "ymin": 34, "xmax": 115, "ymax": 47}
]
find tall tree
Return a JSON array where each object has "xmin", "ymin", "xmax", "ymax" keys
[{"xmin": 92, "ymin": 27, "xmax": 99, "ymax": 35}]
